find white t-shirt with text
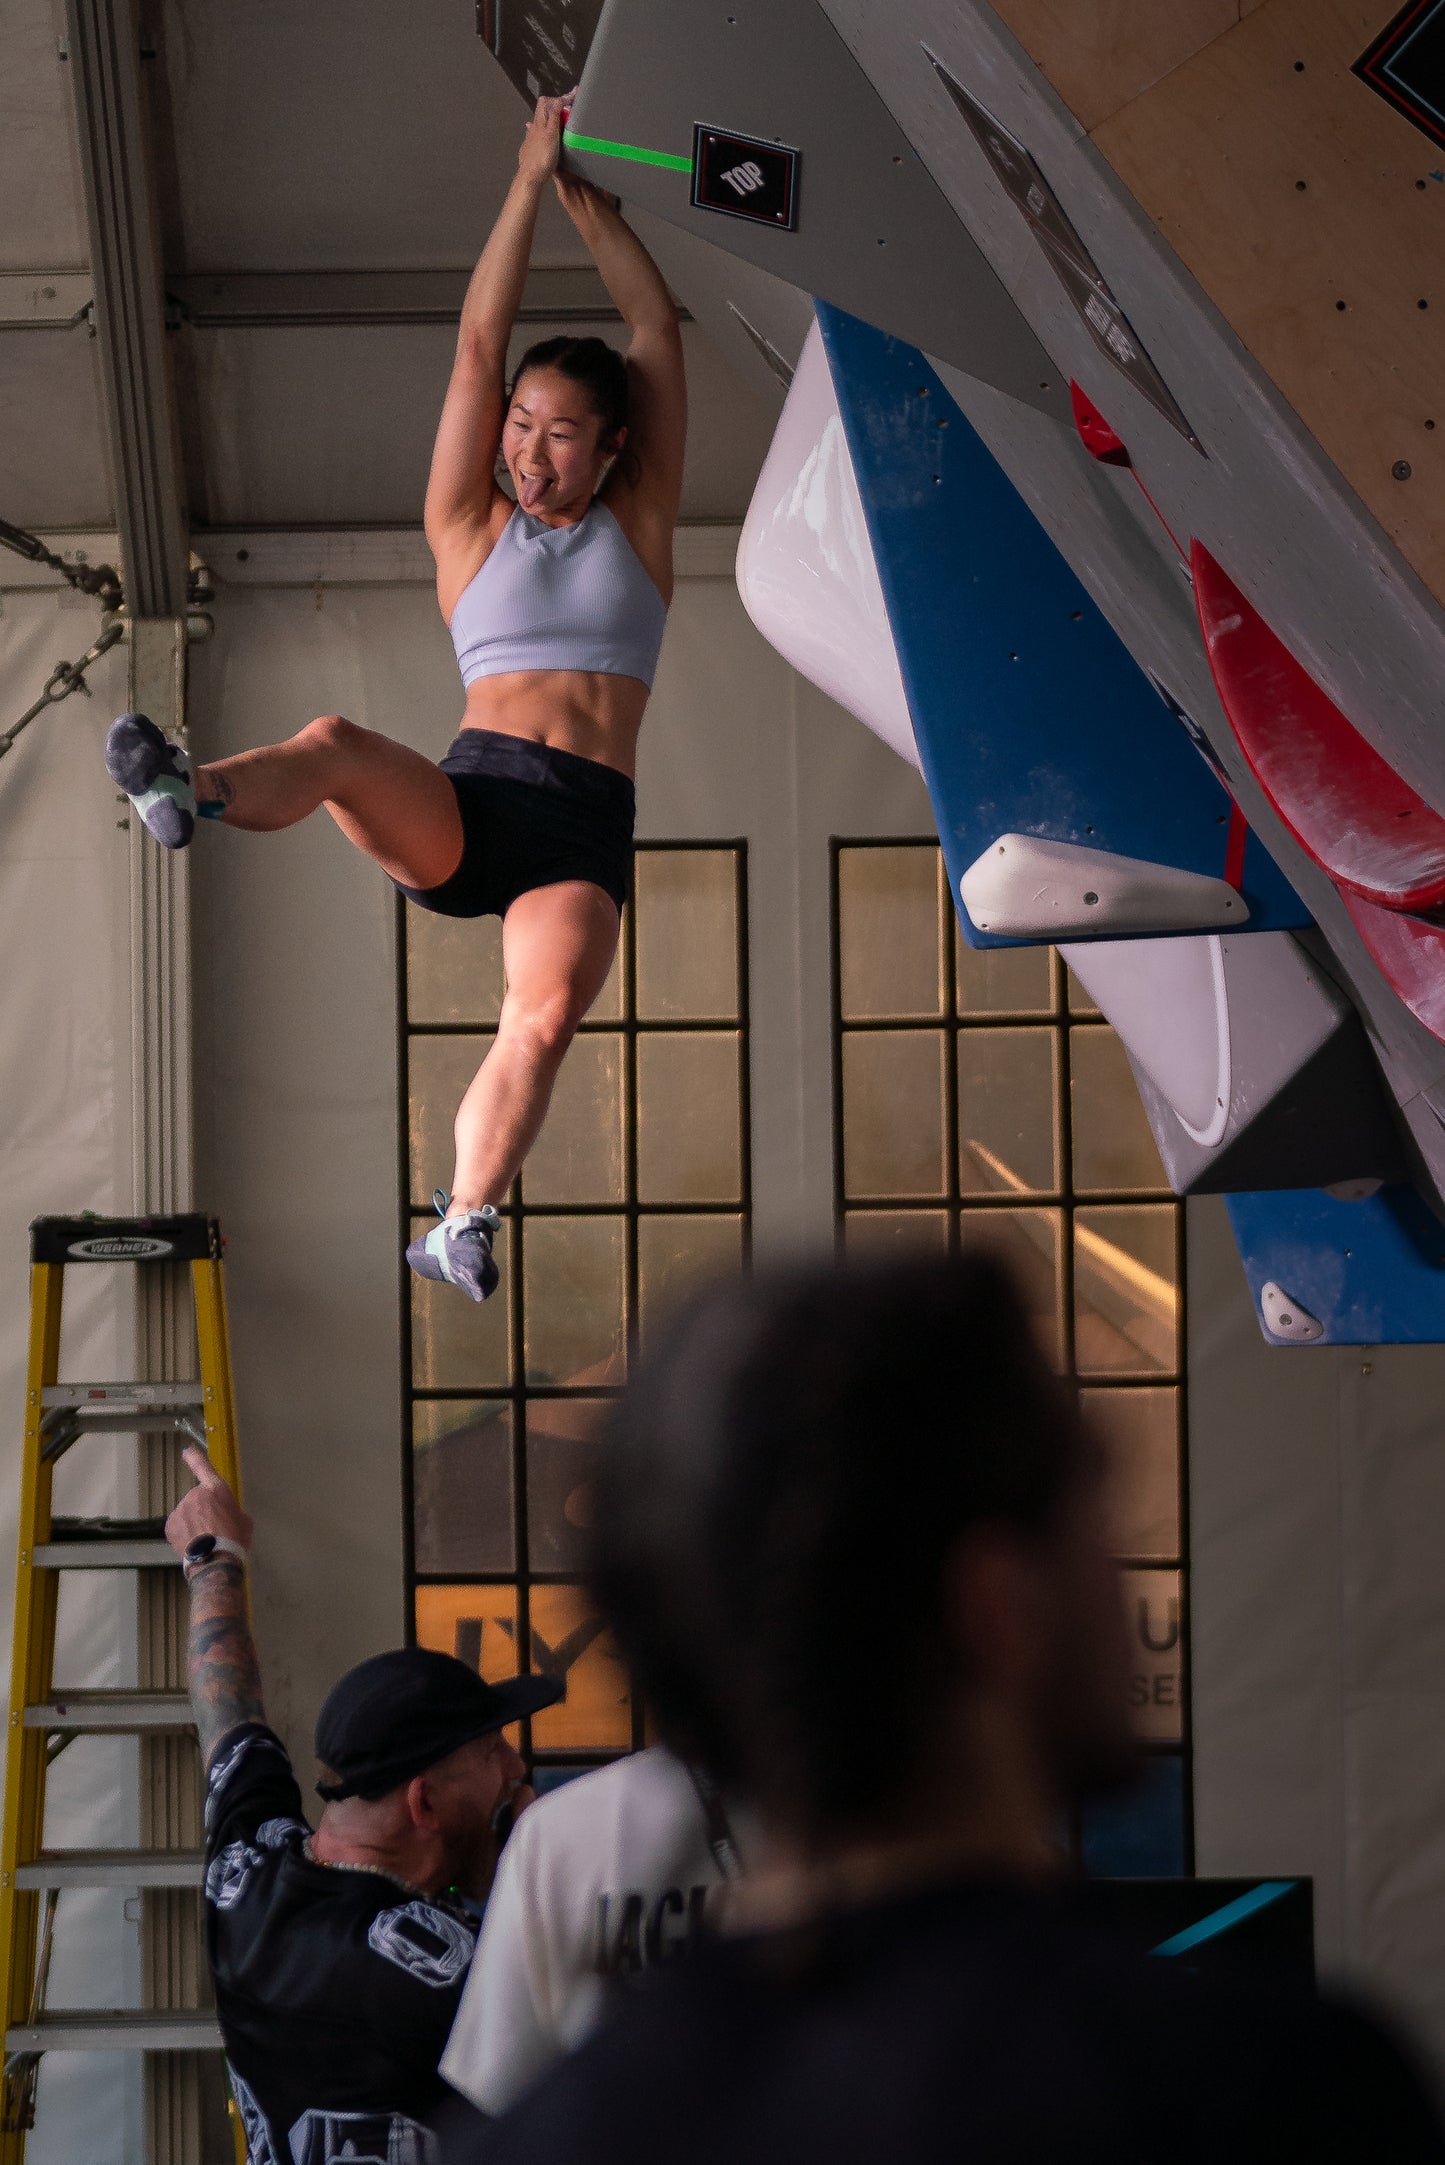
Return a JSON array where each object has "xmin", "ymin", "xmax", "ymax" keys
[{"xmin": 441, "ymin": 1747, "xmax": 731, "ymax": 2117}]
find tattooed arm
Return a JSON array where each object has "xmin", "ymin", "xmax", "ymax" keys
[
  {"xmin": 165, "ymin": 1444, "xmax": 265, "ymax": 1768},
  {"xmin": 185, "ymin": 1557, "xmax": 266, "ymax": 1768}
]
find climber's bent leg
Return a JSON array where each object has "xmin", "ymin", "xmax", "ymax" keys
[{"xmin": 196, "ymin": 715, "xmax": 464, "ymax": 892}]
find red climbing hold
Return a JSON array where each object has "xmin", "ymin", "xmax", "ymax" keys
[
  {"xmin": 1341, "ymin": 892, "xmax": 1445, "ymax": 1044},
  {"xmin": 1070, "ymin": 381, "xmax": 1131, "ymax": 466},
  {"xmin": 1192, "ymin": 542, "xmax": 1445, "ymax": 913}
]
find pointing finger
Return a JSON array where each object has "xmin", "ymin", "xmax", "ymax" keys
[{"xmin": 181, "ymin": 1444, "xmax": 223, "ymax": 1489}]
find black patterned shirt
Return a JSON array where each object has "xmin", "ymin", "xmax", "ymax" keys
[{"xmin": 203, "ymin": 1722, "xmax": 480, "ymax": 2165}]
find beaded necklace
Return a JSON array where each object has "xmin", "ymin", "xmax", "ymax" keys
[{"xmin": 301, "ymin": 1836, "xmax": 429, "ymax": 1902}]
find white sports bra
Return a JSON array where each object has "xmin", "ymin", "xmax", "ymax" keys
[{"xmin": 450, "ymin": 501, "xmax": 668, "ymax": 690}]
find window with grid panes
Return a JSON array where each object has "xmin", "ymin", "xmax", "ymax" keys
[
  {"xmin": 402, "ymin": 844, "xmax": 750, "ymax": 1779},
  {"xmin": 832, "ymin": 840, "xmax": 1188, "ymax": 1872}
]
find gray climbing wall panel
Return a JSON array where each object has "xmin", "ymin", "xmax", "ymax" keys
[
  {"xmin": 810, "ymin": 0, "xmax": 1445, "ymax": 1212},
  {"xmin": 563, "ymin": 0, "xmax": 1070, "ymax": 418}
]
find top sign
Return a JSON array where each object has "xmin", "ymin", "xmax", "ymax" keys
[{"xmin": 692, "ymin": 127, "xmax": 800, "ymax": 230}]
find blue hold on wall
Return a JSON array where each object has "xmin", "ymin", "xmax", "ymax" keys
[
  {"xmin": 815, "ymin": 302, "xmax": 1309, "ymax": 948},
  {"xmin": 1227, "ymin": 1184, "xmax": 1445, "ymax": 1345}
]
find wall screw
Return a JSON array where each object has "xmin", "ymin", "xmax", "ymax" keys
[{"xmin": 1394, "ymin": 459, "xmax": 1413, "ymax": 479}]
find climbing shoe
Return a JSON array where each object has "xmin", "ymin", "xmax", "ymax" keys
[
  {"xmin": 406, "ymin": 1191, "xmax": 502, "ymax": 1303},
  {"xmin": 105, "ymin": 712, "xmax": 197, "ymax": 850}
]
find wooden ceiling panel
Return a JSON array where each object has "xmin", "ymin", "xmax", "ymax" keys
[
  {"xmin": 1094, "ymin": 0, "xmax": 1445, "ymax": 602},
  {"xmin": 989, "ymin": 0, "xmax": 1242, "ymax": 130}
]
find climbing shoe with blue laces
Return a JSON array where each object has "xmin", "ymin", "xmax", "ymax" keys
[
  {"xmin": 105, "ymin": 712, "xmax": 198, "ymax": 850},
  {"xmin": 405, "ymin": 1192, "xmax": 502, "ymax": 1303}
]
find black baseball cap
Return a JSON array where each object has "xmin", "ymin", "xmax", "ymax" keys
[{"xmin": 314, "ymin": 1647, "xmax": 563, "ymax": 1801}]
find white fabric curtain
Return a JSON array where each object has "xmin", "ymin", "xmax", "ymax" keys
[{"xmin": 0, "ymin": 591, "xmax": 144, "ymax": 2162}]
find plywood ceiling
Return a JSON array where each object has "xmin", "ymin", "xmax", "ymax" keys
[
  {"xmin": 990, "ymin": 0, "xmax": 1242, "ymax": 131},
  {"xmin": 996, "ymin": 0, "xmax": 1445, "ymax": 608}
]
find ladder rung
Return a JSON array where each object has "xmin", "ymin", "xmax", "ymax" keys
[
  {"xmin": 34, "ymin": 1541, "xmax": 177, "ymax": 1571},
  {"xmin": 40, "ymin": 1383, "xmax": 204, "ymax": 1410},
  {"xmin": 47, "ymin": 1413, "xmax": 204, "ymax": 1441},
  {"xmin": 6, "ymin": 2011, "xmax": 222, "ymax": 2052},
  {"xmin": 23, "ymin": 1692, "xmax": 193, "ymax": 1733},
  {"xmin": 15, "ymin": 1850, "xmax": 204, "ymax": 1890}
]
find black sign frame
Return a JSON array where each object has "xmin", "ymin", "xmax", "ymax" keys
[
  {"xmin": 691, "ymin": 126, "xmax": 800, "ymax": 232},
  {"xmin": 1355, "ymin": 0, "xmax": 1445, "ymax": 151}
]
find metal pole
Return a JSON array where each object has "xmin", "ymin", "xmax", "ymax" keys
[
  {"xmin": 62, "ymin": 0, "xmax": 188, "ymax": 616},
  {"xmin": 61, "ymin": 7, "xmax": 204, "ymax": 2154}
]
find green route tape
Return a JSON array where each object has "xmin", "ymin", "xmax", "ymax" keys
[{"xmin": 562, "ymin": 129, "xmax": 692, "ymax": 173}]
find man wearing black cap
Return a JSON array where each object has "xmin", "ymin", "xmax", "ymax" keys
[{"xmin": 165, "ymin": 1445, "xmax": 561, "ymax": 2165}]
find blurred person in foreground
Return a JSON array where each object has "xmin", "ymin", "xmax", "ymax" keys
[{"xmin": 456, "ymin": 1254, "xmax": 1445, "ymax": 2164}]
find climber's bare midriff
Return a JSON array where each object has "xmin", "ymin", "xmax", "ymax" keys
[{"xmin": 459, "ymin": 668, "xmax": 649, "ymax": 780}]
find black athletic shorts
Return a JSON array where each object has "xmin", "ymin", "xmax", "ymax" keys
[{"xmin": 398, "ymin": 730, "xmax": 635, "ymax": 919}]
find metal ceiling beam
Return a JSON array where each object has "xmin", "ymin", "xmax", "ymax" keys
[
  {"xmin": 62, "ymin": 0, "xmax": 188, "ymax": 616},
  {"xmin": 206, "ymin": 522, "xmax": 740, "ymax": 587},
  {"xmin": 0, "ymin": 530, "xmax": 118, "ymax": 590},
  {"xmin": 165, "ymin": 266, "xmax": 683, "ymax": 329},
  {"xmin": 0, "ymin": 519, "xmax": 737, "ymax": 593},
  {"xmin": 0, "ymin": 266, "xmax": 692, "ymax": 334},
  {"xmin": 0, "ymin": 274, "xmax": 93, "ymax": 330}
]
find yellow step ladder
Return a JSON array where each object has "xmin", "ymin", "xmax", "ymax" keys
[{"xmin": 0, "ymin": 1214, "xmax": 242, "ymax": 2159}]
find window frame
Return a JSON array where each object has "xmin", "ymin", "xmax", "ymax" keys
[
  {"xmin": 829, "ymin": 836, "xmax": 1192, "ymax": 1868},
  {"xmin": 398, "ymin": 840, "xmax": 752, "ymax": 1771}
]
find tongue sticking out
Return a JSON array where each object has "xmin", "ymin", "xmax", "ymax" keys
[{"xmin": 518, "ymin": 474, "xmax": 551, "ymax": 512}]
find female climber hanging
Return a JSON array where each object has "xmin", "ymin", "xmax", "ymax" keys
[{"xmin": 105, "ymin": 96, "xmax": 686, "ymax": 1303}]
